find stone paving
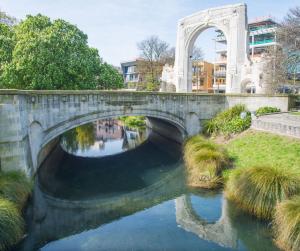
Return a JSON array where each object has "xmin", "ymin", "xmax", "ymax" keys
[{"xmin": 251, "ymin": 113, "xmax": 300, "ymax": 138}]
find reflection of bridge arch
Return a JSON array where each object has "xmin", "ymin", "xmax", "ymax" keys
[
  {"xmin": 24, "ymin": 166, "xmax": 185, "ymax": 250},
  {"xmin": 176, "ymin": 195, "xmax": 237, "ymax": 248}
]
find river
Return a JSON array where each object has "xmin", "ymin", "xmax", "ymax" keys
[{"xmin": 14, "ymin": 118, "xmax": 278, "ymax": 251}]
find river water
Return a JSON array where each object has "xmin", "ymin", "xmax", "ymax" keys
[{"xmin": 15, "ymin": 119, "xmax": 278, "ymax": 251}]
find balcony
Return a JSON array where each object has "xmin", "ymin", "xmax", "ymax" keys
[
  {"xmin": 249, "ymin": 26, "xmax": 277, "ymax": 35},
  {"xmin": 213, "ymin": 84, "xmax": 226, "ymax": 91},
  {"xmin": 214, "ymin": 71, "xmax": 226, "ymax": 78},
  {"xmin": 250, "ymin": 39, "xmax": 275, "ymax": 46}
]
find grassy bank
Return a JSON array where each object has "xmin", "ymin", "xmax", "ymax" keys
[
  {"xmin": 184, "ymin": 103, "xmax": 300, "ymax": 251},
  {"xmin": 224, "ymin": 130, "xmax": 300, "ymax": 250},
  {"xmin": 225, "ymin": 130, "xmax": 300, "ymax": 171},
  {"xmin": 0, "ymin": 171, "xmax": 31, "ymax": 250}
]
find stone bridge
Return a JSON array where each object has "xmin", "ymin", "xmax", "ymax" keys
[{"xmin": 0, "ymin": 90, "xmax": 292, "ymax": 175}]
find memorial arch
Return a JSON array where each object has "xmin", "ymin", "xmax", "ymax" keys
[{"xmin": 174, "ymin": 3, "xmax": 249, "ymax": 93}]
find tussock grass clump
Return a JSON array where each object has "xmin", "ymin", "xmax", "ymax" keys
[
  {"xmin": 225, "ymin": 166, "xmax": 300, "ymax": 220},
  {"xmin": 273, "ymin": 196, "xmax": 300, "ymax": 251},
  {"xmin": 0, "ymin": 198, "xmax": 24, "ymax": 251},
  {"xmin": 184, "ymin": 135, "xmax": 229, "ymax": 188},
  {"xmin": 203, "ymin": 104, "xmax": 251, "ymax": 135},
  {"xmin": 0, "ymin": 171, "xmax": 32, "ymax": 209}
]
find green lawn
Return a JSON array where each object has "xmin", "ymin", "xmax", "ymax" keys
[
  {"xmin": 291, "ymin": 112, "xmax": 300, "ymax": 115},
  {"xmin": 225, "ymin": 130, "xmax": 300, "ymax": 170}
]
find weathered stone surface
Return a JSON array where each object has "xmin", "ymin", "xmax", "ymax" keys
[
  {"xmin": 174, "ymin": 3, "xmax": 249, "ymax": 93},
  {"xmin": 0, "ymin": 90, "xmax": 293, "ymax": 174}
]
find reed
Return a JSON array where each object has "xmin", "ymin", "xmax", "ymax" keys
[
  {"xmin": 0, "ymin": 171, "xmax": 32, "ymax": 209},
  {"xmin": 184, "ymin": 135, "xmax": 229, "ymax": 188},
  {"xmin": 0, "ymin": 198, "xmax": 24, "ymax": 250},
  {"xmin": 273, "ymin": 196, "xmax": 300, "ymax": 251}
]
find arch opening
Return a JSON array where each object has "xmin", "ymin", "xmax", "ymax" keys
[
  {"xmin": 36, "ymin": 115, "xmax": 184, "ymax": 201},
  {"xmin": 187, "ymin": 26, "xmax": 228, "ymax": 94}
]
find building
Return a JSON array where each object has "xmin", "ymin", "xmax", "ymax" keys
[
  {"xmin": 249, "ymin": 17, "xmax": 279, "ymax": 61},
  {"xmin": 192, "ymin": 61, "xmax": 214, "ymax": 92},
  {"xmin": 120, "ymin": 60, "xmax": 141, "ymax": 90},
  {"xmin": 213, "ymin": 17, "xmax": 280, "ymax": 93}
]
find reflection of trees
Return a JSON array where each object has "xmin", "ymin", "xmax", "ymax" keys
[
  {"xmin": 76, "ymin": 124, "xmax": 95, "ymax": 150},
  {"xmin": 61, "ymin": 123, "xmax": 95, "ymax": 153}
]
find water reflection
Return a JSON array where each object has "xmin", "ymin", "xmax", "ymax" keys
[
  {"xmin": 60, "ymin": 119, "xmax": 148, "ymax": 157},
  {"xmin": 15, "ymin": 119, "xmax": 279, "ymax": 251}
]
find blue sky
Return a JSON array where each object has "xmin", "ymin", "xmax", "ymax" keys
[{"xmin": 1, "ymin": 0, "xmax": 299, "ymax": 66}]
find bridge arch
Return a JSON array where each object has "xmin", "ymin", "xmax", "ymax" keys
[
  {"xmin": 41, "ymin": 110, "xmax": 187, "ymax": 150},
  {"xmin": 34, "ymin": 109, "xmax": 188, "ymax": 173},
  {"xmin": 174, "ymin": 3, "xmax": 249, "ymax": 93}
]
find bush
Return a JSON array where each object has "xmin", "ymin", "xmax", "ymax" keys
[
  {"xmin": 120, "ymin": 116, "xmax": 146, "ymax": 129},
  {"xmin": 0, "ymin": 198, "xmax": 24, "ymax": 251},
  {"xmin": 274, "ymin": 196, "xmax": 300, "ymax": 251},
  {"xmin": 203, "ymin": 104, "xmax": 251, "ymax": 135},
  {"xmin": 184, "ymin": 135, "xmax": 229, "ymax": 188},
  {"xmin": 225, "ymin": 166, "xmax": 300, "ymax": 220},
  {"xmin": 0, "ymin": 171, "xmax": 32, "ymax": 209},
  {"xmin": 256, "ymin": 106, "xmax": 281, "ymax": 116}
]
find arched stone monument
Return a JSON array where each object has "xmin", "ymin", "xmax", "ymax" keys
[{"xmin": 174, "ymin": 3, "xmax": 249, "ymax": 93}]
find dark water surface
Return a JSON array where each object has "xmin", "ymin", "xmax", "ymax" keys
[{"xmin": 15, "ymin": 119, "xmax": 279, "ymax": 251}]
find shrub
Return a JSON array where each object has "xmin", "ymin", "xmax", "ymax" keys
[
  {"xmin": 0, "ymin": 198, "xmax": 24, "ymax": 251},
  {"xmin": 0, "ymin": 171, "xmax": 32, "ymax": 209},
  {"xmin": 225, "ymin": 166, "xmax": 300, "ymax": 220},
  {"xmin": 184, "ymin": 135, "xmax": 229, "ymax": 188},
  {"xmin": 203, "ymin": 104, "xmax": 251, "ymax": 135},
  {"xmin": 274, "ymin": 196, "xmax": 300, "ymax": 251},
  {"xmin": 119, "ymin": 116, "xmax": 146, "ymax": 129},
  {"xmin": 256, "ymin": 106, "xmax": 281, "ymax": 116}
]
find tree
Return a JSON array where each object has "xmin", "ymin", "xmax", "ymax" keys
[
  {"xmin": 191, "ymin": 46, "xmax": 204, "ymax": 61},
  {"xmin": 97, "ymin": 63, "xmax": 123, "ymax": 89},
  {"xmin": 137, "ymin": 35, "xmax": 169, "ymax": 88},
  {"xmin": 275, "ymin": 7, "xmax": 300, "ymax": 89},
  {"xmin": 0, "ymin": 23, "xmax": 15, "ymax": 76},
  {"xmin": 0, "ymin": 9, "xmax": 17, "ymax": 26},
  {"xmin": 261, "ymin": 46, "xmax": 287, "ymax": 94},
  {"xmin": 0, "ymin": 14, "xmax": 122, "ymax": 90},
  {"xmin": 1, "ymin": 15, "xmax": 101, "ymax": 89}
]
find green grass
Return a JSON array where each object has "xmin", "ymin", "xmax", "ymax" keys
[
  {"xmin": 225, "ymin": 130, "xmax": 300, "ymax": 171},
  {"xmin": 0, "ymin": 198, "xmax": 24, "ymax": 251},
  {"xmin": 256, "ymin": 106, "xmax": 280, "ymax": 116},
  {"xmin": 274, "ymin": 196, "xmax": 300, "ymax": 251},
  {"xmin": 225, "ymin": 165, "xmax": 300, "ymax": 220},
  {"xmin": 291, "ymin": 112, "xmax": 300, "ymax": 116},
  {"xmin": 184, "ymin": 135, "xmax": 229, "ymax": 188},
  {"xmin": 0, "ymin": 171, "xmax": 32, "ymax": 209},
  {"xmin": 223, "ymin": 130, "xmax": 300, "ymax": 220}
]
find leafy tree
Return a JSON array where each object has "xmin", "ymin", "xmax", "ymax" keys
[
  {"xmin": 0, "ymin": 23, "xmax": 15, "ymax": 77},
  {"xmin": 97, "ymin": 62, "xmax": 123, "ymax": 89},
  {"xmin": 0, "ymin": 9, "xmax": 17, "ymax": 26},
  {"xmin": 0, "ymin": 14, "xmax": 122, "ymax": 90}
]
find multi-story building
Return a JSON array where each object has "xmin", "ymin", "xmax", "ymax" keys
[
  {"xmin": 120, "ymin": 60, "xmax": 141, "ymax": 90},
  {"xmin": 192, "ymin": 61, "xmax": 214, "ymax": 92},
  {"xmin": 213, "ymin": 17, "xmax": 279, "ymax": 93}
]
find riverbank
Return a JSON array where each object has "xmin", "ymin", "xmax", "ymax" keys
[
  {"xmin": 184, "ymin": 129, "xmax": 300, "ymax": 251},
  {"xmin": 0, "ymin": 171, "xmax": 31, "ymax": 250}
]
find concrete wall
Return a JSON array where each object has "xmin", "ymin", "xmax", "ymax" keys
[{"xmin": 0, "ymin": 90, "xmax": 293, "ymax": 175}]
